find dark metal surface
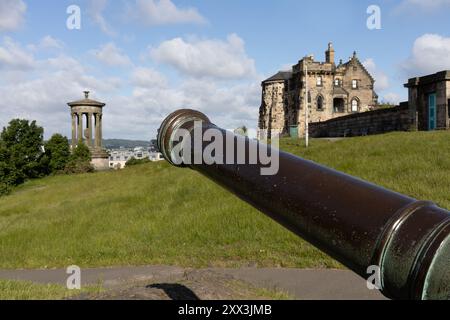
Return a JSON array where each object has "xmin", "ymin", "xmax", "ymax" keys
[{"xmin": 157, "ymin": 109, "xmax": 450, "ymax": 300}]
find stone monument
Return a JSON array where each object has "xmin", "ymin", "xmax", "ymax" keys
[{"xmin": 68, "ymin": 91, "xmax": 110, "ymax": 170}]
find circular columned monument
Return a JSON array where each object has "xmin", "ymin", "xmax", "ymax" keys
[{"xmin": 68, "ymin": 91, "xmax": 110, "ymax": 170}]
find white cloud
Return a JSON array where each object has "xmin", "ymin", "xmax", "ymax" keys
[
  {"xmin": 131, "ymin": 67, "xmax": 167, "ymax": 88},
  {"xmin": 0, "ymin": 37, "xmax": 34, "ymax": 70},
  {"xmin": 105, "ymin": 77, "xmax": 261, "ymax": 140},
  {"xmin": 39, "ymin": 36, "xmax": 64, "ymax": 50},
  {"xmin": 129, "ymin": 0, "xmax": 206, "ymax": 25},
  {"xmin": 91, "ymin": 42, "xmax": 132, "ymax": 67},
  {"xmin": 363, "ymin": 58, "xmax": 390, "ymax": 92},
  {"xmin": 150, "ymin": 34, "xmax": 256, "ymax": 79},
  {"xmin": 88, "ymin": 0, "xmax": 115, "ymax": 36},
  {"xmin": 401, "ymin": 34, "xmax": 450, "ymax": 76},
  {"xmin": 0, "ymin": 0, "xmax": 26, "ymax": 32},
  {"xmin": 280, "ymin": 63, "xmax": 293, "ymax": 72},
  {"xmin": 0, "ymin": 35, "xmax": 261, "ymax": 141},
  {"xmin": 0, "ymin": 40, "xmax": 122, "ymax": 139}
]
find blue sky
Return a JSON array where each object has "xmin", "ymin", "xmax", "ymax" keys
[{"xmin": 1, "ymin": 0, "xmax": 450, "ymax": 139}]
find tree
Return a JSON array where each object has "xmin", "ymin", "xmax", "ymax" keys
[
  {"xmin": 64, "ymin": 143, "xmax": 94, "ymax": 174},
  {"xmin": 45, "ymin": 134, "xmax": 71, "ymax": 173},
  {"xmin": 0, "ymin": 142, "xmax": 14, "ymax": 195},
  {"xmin": 0, "ymin": 119, "xmax": 45, "ymax": 183},
  {"xmin": 234, "ymin": 126, "xmax": 249, "ymax": 137}
]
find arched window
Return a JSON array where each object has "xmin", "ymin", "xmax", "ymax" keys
[
  {"xmin": 351, "ymin": 98, "xmax": 359, "ymax": 112},
  {"xmin": 317, "ymin": 95, "xmax": 324, "ymax": 110}
]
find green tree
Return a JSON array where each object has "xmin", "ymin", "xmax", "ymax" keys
[
  {"xmin": 0, "ymin": 142, "xmax": 14, "ymax": 195},
  {"xmin": 45, "ymin": 134, "xmax": 71, "ymax": 173},
  {"xmin": 0, "ymin": 119, "xmax": 45, "ymax": 183},
  {"xmin": 234, "ymin": 126, "xmax": 249, "ymax": 137},
  {"xmin": 64, "ymin": 143, "xmax": 94, "ymax": 174}
]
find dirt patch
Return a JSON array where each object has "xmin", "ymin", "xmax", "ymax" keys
[{"xmin": 71, "ymin": 269, "xmax": 287, "ymax": 300}]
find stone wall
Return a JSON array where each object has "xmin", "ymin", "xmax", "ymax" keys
[
  {"xmin": 259, "ymin": 81, "xmax": 286, "ymax": 139},
  {"xmin": 309, "ymin": 104, "xmax": 414, "ymax": 138},
  {"xmin": 259, "ymin": 47, "xmax": 378, "ymax": 139},
  {"xmin": 405, "ymin": 71, "xmax": 450, "ymax": 131}
]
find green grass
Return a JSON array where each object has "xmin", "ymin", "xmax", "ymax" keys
[
  {"xmin": 0, "ymin": 130, "xmax": 449, "ymax": 270},
  {"xmin": 0, "ymin": 280, "xmax": 103, "ymax": 300}
]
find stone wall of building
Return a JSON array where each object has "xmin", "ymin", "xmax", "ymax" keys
[
  {"xmin": 309, "ymin": 104, "xmax": 414, "ymax": 138},
  {"xmin": 259, "ymin": 80, "xmax": 287, "ymax": 139},
  {"xmin": 259, "ymin": 44, "xmax": 378, "ymax": 139},
  {"xmin": 405, "ymin": 71, "xmax": 450, "ymax": 131}
]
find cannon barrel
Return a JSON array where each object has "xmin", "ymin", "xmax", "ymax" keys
[{"xmin": 157, "ymin": 109, "xmax": 450, "ymax": 300}]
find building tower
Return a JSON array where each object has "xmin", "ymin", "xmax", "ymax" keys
[
  {"xmin": 67, "ymin": 91, "xmax": 110, "ymax": 170},
  {"xmin": 325, "ymin": 42, "xmax": 335, "ymax": 64}
]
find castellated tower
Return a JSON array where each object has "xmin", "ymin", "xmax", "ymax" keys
[{"xmin": 258, "ymin": 43, "xmax": 378, "ymax": 139}]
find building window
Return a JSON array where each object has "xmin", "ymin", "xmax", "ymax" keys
[
  {"xmin": 334, "ymin": 79, "xmax": 340, "ymax": 87},
  {"xmin": 351, "ymin": 98, "xmax": 359, "ymax": 112},
  {"xmin": 317, "ymin": 95, "xmax": 324, "ymax": 111},
  {"xmin": 352, "ymin": 79, "xmax": 358, "ymax": 89},
  {"xmin": 316, "ymin": 76, "xmax": 322, "ymax": 86}
]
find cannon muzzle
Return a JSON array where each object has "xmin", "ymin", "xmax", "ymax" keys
[{"xmin": 157, "ymin": 109, "xmax": 450, "ymax": 300}]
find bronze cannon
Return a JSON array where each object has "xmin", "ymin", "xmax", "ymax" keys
[{"xmin": 157, "ymin": 109, "xmax": 450, "ymax": 300}]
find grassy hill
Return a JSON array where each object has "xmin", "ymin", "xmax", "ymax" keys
[{"xmin": 1, "ymin": 131, "xmax": 450, "ymax": 270}]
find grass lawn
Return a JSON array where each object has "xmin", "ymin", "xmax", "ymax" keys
[
  {"xmin": 0, "ymin": 280, "xmax": 102, "ymax": 300},
  {"xmin": 0, "ymin": 131, "xmax": 449, "ymax": 270}
]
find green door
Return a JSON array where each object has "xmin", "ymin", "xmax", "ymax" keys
[
  {"xmin": 289, "ymin": 125, "xmax": 298, "ymax": 138},
  {"xmin": 429, "ymin": 93, "xmax": 436, "ymax": 130}
]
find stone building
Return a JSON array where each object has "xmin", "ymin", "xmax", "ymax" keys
[
  {"xmin": 68, "ymin": 91, "xmax": 110, "ymax": 170},
  {"xmin": 405, "ymin": 70, "xmax": 450, "ymax": 131},
  {"xmin": 259, "ymin": 43, "xmax": 378, "ymax": 138}
]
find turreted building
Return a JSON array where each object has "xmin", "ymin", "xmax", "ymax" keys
[{"xmin": 259, "ymin": 43, "xmax": 378, "ymax": 138}]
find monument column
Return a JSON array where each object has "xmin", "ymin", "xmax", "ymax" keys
[
  {"xmin": 87, "ymin": 112, "xmax": 92, "ymax": 147},
  {"xmin": 95, "ymin": 113, "xmax": 101, "ymax": 148},
  {"xmin": 71, "ymin": 113, "xmax": 77, "ymax": 149},
  {"xmin": 98, "ymin": 114, "xmax": 103, "ymax": 148},
  {"xmin": 77, "ymin": 112, "xmax": 83, "ymax": 144}
]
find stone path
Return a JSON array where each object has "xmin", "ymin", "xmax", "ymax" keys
[{"xmin": 0, "ymin": 266, "xmax": 387, "ymax": 300}]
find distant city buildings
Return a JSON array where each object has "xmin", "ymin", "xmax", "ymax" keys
[{"xmin": 108, "ymin": 147, "xmax": 164, "ymax": 169}]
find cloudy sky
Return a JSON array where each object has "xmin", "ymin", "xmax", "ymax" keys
[{"xmin": 0, "ymin": 0, "xmax": 450, "ymax": 140}]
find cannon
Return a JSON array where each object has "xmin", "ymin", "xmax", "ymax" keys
[{"xmin": 157, "ymin": 109, "xmax": 450, "ymax": 300}]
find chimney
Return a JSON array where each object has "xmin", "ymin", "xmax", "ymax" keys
[
  {"xmin": 84, "ymin": 91, "xmax": 90, "ymax": 99},
  {"xmin": 325, "ymin": 42, "xmax": 335, "ymax": 64}
]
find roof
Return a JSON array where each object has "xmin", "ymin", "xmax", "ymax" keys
[
  {"xmin": 404, "ymin": 70, "xmax": 450, "ymax": 88},
  {"xmin": 67, "ymin": 91, "xmax": 105, "ymax": 107},
  {"xmin": 263, "ymin": 71, "xmax": 292, "ymax": 83}
]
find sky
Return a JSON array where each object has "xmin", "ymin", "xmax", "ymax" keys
[{"xmin": 0, "ymin": 0, "xmax": 450, "ymax": 140}]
